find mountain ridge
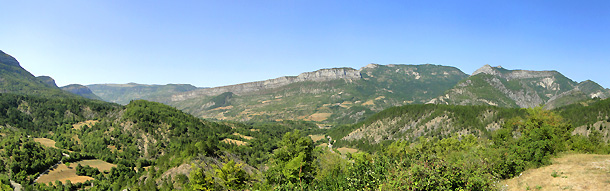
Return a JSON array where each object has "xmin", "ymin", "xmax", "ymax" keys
[
  {"xmin": 429, "ymin": 65, "xmax": 610, "ymax": 109},
  {"xmin": 171, "ymin": 67, "xmax": 362, "ymax": 101}
]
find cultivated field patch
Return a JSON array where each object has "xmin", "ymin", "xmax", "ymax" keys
[
  {"xmin": 37, "ymin": 160, "xmax": 116, "ymax": 184},
  {"xmin": 37, "ymin": 164, "xmax": 93, "ymax": 184},
  {"xmin": 79, "ymin": 160, "xmax": 116, "ymax": 172},
  {"xmin": 34, "ymin": 138, "xmax": 56, "ymax": 148},
  {"xmin": 306, "ymin": 113, "xmax": 332, "ymax": 122},
  {"xmin": 309, "ymin": 134, "xmax": 325, "ymax": 142},
  {"xmin": 337, "ymin": 147, "xmax": 359, "ymax": 155}
]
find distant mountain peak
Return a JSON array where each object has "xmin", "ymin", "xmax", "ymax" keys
[{"xmin": 471, "ymin": 64, "xmax": 503, "ymax": 76}]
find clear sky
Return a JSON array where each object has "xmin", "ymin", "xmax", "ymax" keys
[{"xmin": 1, "ymin": 0, "xmax": 609, "ymax": 88}]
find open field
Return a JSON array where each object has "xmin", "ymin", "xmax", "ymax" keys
[
  {"xmin": 222, "ymin": 138, "xmax": 247, "ymax": 146},
  {"xmin": 37, "ymin": 164, "xmax": 93, "ymax": 184},
  {"xmin": 73, "ymin": 120, "xmax": 98, "ymax": 130},
  {"xmin": 337, "ymin": 147, "xmax": 359, "ymax": 155},
  {"xmin": 34, "ymin": 138, "xmax": 56, "ymax": 148},
  {"xmin": 309, "ymin": 134, "xmax": 325, "ymax": 142},
  {"xmin": 37, "ymin": 160, "xmax": 116, "ymax": 184},
  {"xmin": 502, "ymin": 153, "xmax": 610, "ymax": 191},
  {"xmin": 79, "ymin": 159, "xmax": 116, "ymax": 172}
]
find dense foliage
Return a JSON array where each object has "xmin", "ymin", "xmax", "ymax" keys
[{"xmin": 1, "ymin": 92, "xmax": 609, "ymax": 191}]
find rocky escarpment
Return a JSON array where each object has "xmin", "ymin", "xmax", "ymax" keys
[
  {"xmin": 171, "ymin": 68, "xmax": 362, "ymax": 101},
  {"xmin": 472, "ymin": 65, "xmax": 557, "ymax": 80},
  {"xmin": 430, "ymin": 65, "xmax": 587, "ymax": 108}
]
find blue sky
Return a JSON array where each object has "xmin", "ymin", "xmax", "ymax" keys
[{"xmin": 1, "ymin": 1, "xmax": 609, "ymax": 88}]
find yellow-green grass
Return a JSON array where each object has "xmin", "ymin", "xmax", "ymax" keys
[
  {"xmin": 222, "ymin": 138, "xmax": 247, "ymax": 146},
  {"xmin": 34, "ymin": 138, "xmax": 57, "ymax": 148},
  {"xmin": 337, "ymin": 147, "xmax": 360, "ymax": 155},
  {"xmin": 233, "ymin": 132, "xmax": 254, "ymax": 140},
  {"xmin": 309, "ymin": 134, "xmax": 326, "ymax": 142}
]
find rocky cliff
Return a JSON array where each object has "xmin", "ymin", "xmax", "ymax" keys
[{"xmin": 171, "ymin": 68, "xmax": 362, "ymax": 101}]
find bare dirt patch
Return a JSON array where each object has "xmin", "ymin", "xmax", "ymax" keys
[
  {"xmin": 233, "ymin": 133, "xmax": 253, "ymax": 140},
  {"xmin": 309, "ymin": 134, "xmax": 325, "ymax": 142},
  {"xmin": 222, "ymin": 138, "xmax": 247, "ymax": 146},
  {"xmin": 337, "ymin": 147, "xmax": 359, "ymax": 155},
  {"xmin": 73, "ymin": 120, "xmax": 98, "ymax": 130},
  {"xmin": 502, "ymin": 153, "xmax": 610, "ymax": 191},
  {"xmin": 34, "ymin": 138, "xmax": 56, "ymax": 148}
]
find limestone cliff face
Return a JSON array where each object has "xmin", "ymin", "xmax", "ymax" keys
[{"xmin": 171, "ymin": 68, "xmax": 362, "ymax": 101}]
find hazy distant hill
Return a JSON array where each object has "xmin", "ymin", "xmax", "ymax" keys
[
  {"xmin": 87, "ymin": 83, "xmax": 199, "ymax": 105},
  {"xmin": 61, "ymin": 84, "xmax": 104, "ymax": 100},
  {"xmin": 428, "ymin": 65, "xmax": 610, "ymax": 109},
  {"xmin": 169, "ymin": 64, "xmax": 468, "ymax": 123}
]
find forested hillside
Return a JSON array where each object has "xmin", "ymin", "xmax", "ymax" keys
[{"xmin": 1, "ymin": 50, "xmax": 609, "ymax": 190}]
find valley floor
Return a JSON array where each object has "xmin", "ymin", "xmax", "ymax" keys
[{"xmin": 501, "ymin": 153, "xmax": 610, "ymax": 191}]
